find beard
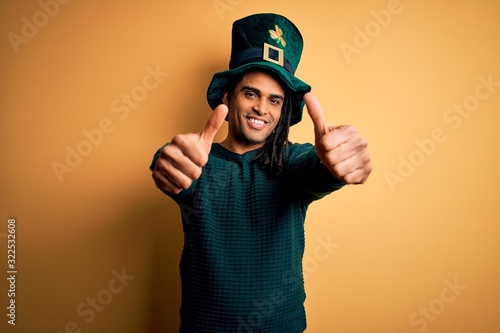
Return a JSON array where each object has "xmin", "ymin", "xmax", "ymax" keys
[{"xmin": 232, "ymin": 120, "xmax": 274, "ymax": 147}]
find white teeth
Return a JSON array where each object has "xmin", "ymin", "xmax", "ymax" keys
[{"xmin": 250, "ymin": 118, "xmax": 265, "ymax": 125}]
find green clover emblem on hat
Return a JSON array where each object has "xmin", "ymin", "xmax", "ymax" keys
[{"xmin": 269, "ymin": 25, "xmax": 287, "ymax": 47}]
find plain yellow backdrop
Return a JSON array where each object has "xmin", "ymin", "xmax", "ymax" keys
[{"xmin": 1, "ymin": 0, "xmax": 499, "ymax": 332}]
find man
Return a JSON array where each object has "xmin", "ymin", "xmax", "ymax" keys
[{"xmin": 151, "ymin": 13, "xmax": 371, "ymax": 333}]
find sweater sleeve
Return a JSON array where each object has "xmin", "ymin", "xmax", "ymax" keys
[{"xmin": 285, "ymin": 143, "xmax": 344, "ymax": 204}]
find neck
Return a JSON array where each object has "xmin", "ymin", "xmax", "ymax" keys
[{"xmin": 220, "ymin": 136, "xmax": 265, "ymax": 155}]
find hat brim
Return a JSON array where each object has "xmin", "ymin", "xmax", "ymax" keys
[{"xmin": 207, "ymin": 62, "xmax": 311, "ymax": 126}]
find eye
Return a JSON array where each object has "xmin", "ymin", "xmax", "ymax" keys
[
  {"xmin": 244, "ymin": 91, "xmax": 257, "ymax": 99},
  {"xmin": 269, "ymin": 98, "xmax": 282, "ymax": 106}
]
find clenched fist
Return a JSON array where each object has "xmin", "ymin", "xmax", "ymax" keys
[
  {"xmin": 152, "ymin": 104, "xmax": 228, "ymax": 195},
  {"xmin": 304, "ymin": 92, "xmax": 372, "ymax": 184}
]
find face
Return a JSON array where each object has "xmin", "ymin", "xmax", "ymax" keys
[{"xmin": 222, "ymin": 71, "xmax": 285, "ymax": 153}]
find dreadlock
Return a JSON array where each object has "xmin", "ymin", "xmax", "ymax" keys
[
  {"xmin": 223, "ymin": 69, "xmax": 295, "ymax": 176},
  {"xmin": 252, "ymin": 91, "xmax": 293, "ymax": 176}
]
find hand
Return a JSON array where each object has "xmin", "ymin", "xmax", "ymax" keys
[
  {"xmin": 304, "ymin": 92, "xmax": 372, "ymax": 184},
  {"xmin": 152, "ymin": 104, "xmax": 228, "ymax": 194}
]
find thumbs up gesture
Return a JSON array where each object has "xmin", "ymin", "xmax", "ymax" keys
[
  {"xmin": 152, "ymin": 104, "xmax": 228, "ymax": 194},
  {"xmin": 304, "ymin": 93, "xmax": 372, "ymax": 184}
]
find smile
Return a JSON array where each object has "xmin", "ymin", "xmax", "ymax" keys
[
  {"xmin": 249, "ymin": 117, "xmax": 266, "ymax": 125},
  {"xmin": 246, "ymin": 116, "xmax": 268, "ymax": 130}
]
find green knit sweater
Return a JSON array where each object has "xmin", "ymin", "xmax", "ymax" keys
[{"xmin": 151, "ymin": 143, "xmax": 343, "ymax": 333}]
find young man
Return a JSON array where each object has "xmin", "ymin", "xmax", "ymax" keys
[{"xmin": 151, "ymin": 13, "xmax": 371, "ymax": 333}]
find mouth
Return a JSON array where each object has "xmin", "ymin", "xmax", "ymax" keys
[{"xmin": 246, "ymin": 116, "xmax": 268, "ymax": 130}]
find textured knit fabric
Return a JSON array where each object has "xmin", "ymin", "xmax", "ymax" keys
[{"xmin": 151, "ymin": 143, "xmax": 343, "ymax": 333}]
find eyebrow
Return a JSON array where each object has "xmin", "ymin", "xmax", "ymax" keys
[{"xmin": 241, "ymin": 85, "xmax": 284, "ymax": 101}]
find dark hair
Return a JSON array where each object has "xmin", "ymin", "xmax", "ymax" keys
[
  {"xmin": 224, "ymin": 69, "xmax": 295, "ymax": 176},
  {"xmin": 253, "ymin": 91, "xmax": 293, "ymax": 176}
]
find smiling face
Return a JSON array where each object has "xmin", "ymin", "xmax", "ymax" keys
[{"xmin": 221, "ymin": 71, "xmax": 285, "ymax": 154}]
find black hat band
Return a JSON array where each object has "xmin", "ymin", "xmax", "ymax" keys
[{"xmin": 229, "ymin": 45, "xmax": 295, "ymax": 75}]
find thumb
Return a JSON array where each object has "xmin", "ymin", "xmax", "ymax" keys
[
  {"xmin": 200, "ymin": 104, "xmax": 228, "ymax": 148},
  {"xmin": 304, "ymin": 92, "xmax": 328, "ymax": 138}
]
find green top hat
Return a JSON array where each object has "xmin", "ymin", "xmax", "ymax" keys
[{"xmin": 206, "ymin": 13, "xmax": 311, "ymax": 126}]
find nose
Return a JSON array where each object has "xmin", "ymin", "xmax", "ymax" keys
[{"xmin": 252, "ymin": 98, "xmax": 268, "ymax": 115}]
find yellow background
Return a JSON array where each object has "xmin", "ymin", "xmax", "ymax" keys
[{"xmin": 1, "ymin": 0, "xmax": 499, "ymax": 332}]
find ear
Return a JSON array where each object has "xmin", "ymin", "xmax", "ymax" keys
[{"xmin": 222, "ymin": 90, "xmax": 229, "ymax": 106}]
